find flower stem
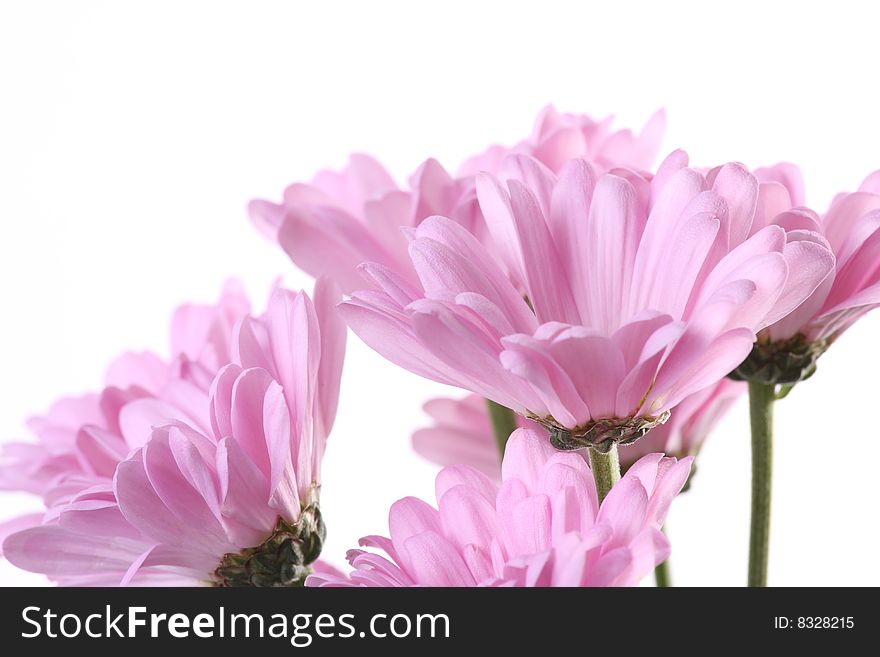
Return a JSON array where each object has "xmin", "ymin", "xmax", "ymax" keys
[
  {"xmin": 654, "ymin": 557, "xmax": 671, "ymax": 588},
  {"xmin": 747, "ymin": 381, "xmax": 774, "ymax": 587},
  {"xmin": 485, "ymin": 399, "xmax": 518, "ymax": 457},
  {"xmin": 588, "ymin": 444, "xmax": 620, "ymax": 505}
]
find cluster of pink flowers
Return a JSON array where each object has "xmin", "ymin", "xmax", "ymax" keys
[
  {"xmin": 3, "ymin": 105, "xmax": 878, "ymax": 587},
  {"xmin": 2, "ymin": 281, "xmax": 345, "ymax": 585}
]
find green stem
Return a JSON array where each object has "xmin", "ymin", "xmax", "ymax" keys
[
  {"xmin": 486, "ymin": 399, "xmax": 518, "ymax": 457},
  {"xmin": 654, "ymin": 557, "xmax": 671, "ymax": 588},
  {"xmin": 588, "ymin": 444, "xmax": 620, "ymax": 505},
  {"xmin": 747, "ymin": 381, "xmax": 774, "ymax": 587}
]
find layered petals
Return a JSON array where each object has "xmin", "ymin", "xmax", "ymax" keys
[
  {"xmin": 343, "ymin": 153, "xmax": 833, "ymax": 440},
  {"xmin": 3, "ymin": 282, "xmax": 345, "ymax": 586},
  {"xmin": 761, "ymin": 169, "xmax": 880, "ymax": 344}
]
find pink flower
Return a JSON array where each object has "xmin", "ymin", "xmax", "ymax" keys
[
  {"xmin": 341, "ymin": 151, "xmax": 835, "ymax": 450},
  {"xmin": 309, "ymin": 429, "xmax": 691, "ymax": 587},
  {"xmin": 731, "ymin": 165, "xmax": 880, "ymax": 384},
  {"xmin": 248, "ymin": 106, "xmax": 665, "ymax": 293},
  {"xmin": 2, "ymin": 281, "xmax": 346, "ymax": 586},
  {"xmin": 413, "ymin": 382, "xmax": 743, "ymax": 481}
]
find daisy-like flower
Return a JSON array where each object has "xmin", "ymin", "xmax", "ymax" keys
[
  {"xmin": 309, "ymin": 429, "xmax": 691, "ymax": 587},
  {"xmin": 341, "ymin": 151, "xmax": 835, "ymax": 451},
  {"xmin": 248, "ymin": 106, "xmax": 664, "ymax": 294},
  {"xmin": 2, "ymin": 281, "xmax": 346, "ymax": 586},
  {"xmin": 731, "ymin": 165, "xmax": 880, "ymax": 385}
]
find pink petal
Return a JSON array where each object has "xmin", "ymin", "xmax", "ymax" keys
[
  {"xmin": 388, "ymin": 496, "xmax": 443, "ymax": 575},
  {"xmin": 645, "ymin": 456, "xmax": 694, "ymax": 526},
  {"xmin": 3, "ymin": 524, "xmax": 154, "ymax": 580},
  {"xmin": 411, "ymin": 216, "xmax": 537, "ymax": 333},
  {"xmin": 546, "ymin": 329, "xmax": 626, "ymax": 419},
  {"xmin": 118, "ymin": 398, "xmax": 201, "ymax": 450},
  {"xmin": 215, "ymin": 437, "xmax": 275, "ymax": 547},
  {"xmin": 247, "ymin": 199, "xmax": 286, "ymax": 239},
  {"xmin": 105, "ymin": 352, "xmax": 169, "ymax": 395},
  {"xmin": 498, "ymin": 154, "xmax": 556, "ymax": 219},
  {"xmin": 434, "ymin": 463, "xmax": 499, "ymax": 505},
  {"xmin": 754, "ymin": 162, "xmax": 805, "ymax": 206},
  {"xmin": 859, "ymin": 170, "xmax": 880, "ymax": 194},
  {"xmin": 500, "ymin": 334, "xmax": 587, "ymax": 426},
  {"xmin": 506, "ymin": 178, "xmax": 580, "ymax": 324},
  {"xmin": 438, "ymin": 485, "xmax": 498, "ymax": 551},
  {"xmin": 229, "ymin": 367, "xmax": 274, "ymax": 478},
  {"xmin": 340, "ymin": 294, "xmax": 464, "ymax": 386},
  {"xmin": 500, "ymin": 429, "xmax": 558, "ymax": 493},
  {"xmin": 584, "ymin": 547, "xmax": 633, "ymax": 587},
  {"xmin": 767, "ymin": 234, "xmax": 836, "ymax": 329},
  {"xmin": 0, "ymin": 513, "xmax": 43, "ymax": 557},
  {"xmin": 402, "ymin": 531, "xmax": 476, "ymax": 586},
  {"xmin": 712, "ymin": 163, "xmax": 758, "ymax": 247},
  {"xmin": 596, "ymin": 477, "xmax": 648, "ymax": 548},
  {"xmin": 584, "ymin": 174, "xmax": 645, "ymax": 332},
  {"xmin": 278, "ymin": 205, "xmax": 396, "ymax": 294},
  {"xmin": 549, "ymin": 159, "xmax": 598, "ymax": 321},
  {"xmin": 313, "ymin": 277, "xmax": 347, "ymax": 445}
]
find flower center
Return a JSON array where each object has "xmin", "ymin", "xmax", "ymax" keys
[
  {"xmin": 212, "ymin": 502, "xmax": 325, "ymax": 587},
  {"xmin": 533, "ymin": 412, "xmax": 671, "ymax": 452},
  {"xmin": 729, "ymin": 334, "xmax": 830, "ymax": 386}
]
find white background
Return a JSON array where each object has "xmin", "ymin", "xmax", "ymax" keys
[{"xmin": 1, "ymin": 1, "xmax": 878, "ymax": 586}]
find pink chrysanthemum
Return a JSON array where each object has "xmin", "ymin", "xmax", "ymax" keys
[
  {"xmin": 731, "ymin": 165, "xmax": 880, "ymax": 384},
  {"xmin": 341, "ymin": 151, "xmax": 834, "ymax": 451},
  {"xmin": 2, "ymin": 282, "xmax": 345, "ymax": 586},
  {"xmin": 309, "ymin": 429, "xmax": 691, "ymax": 587},
  {"xmin": 248, "ymin": 106, "xmax": 664, "ymax": 293}
]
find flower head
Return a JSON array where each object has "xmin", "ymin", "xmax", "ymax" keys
[
  {"xmin": 731, "ymin": 166, "xmax": 880, "ymax": 384},
  {"xmin": 309, "ymin": 429, "xmax": 691, "ymax": 587},
  {"xmin": 2, "ymin": 281, "xmax": 346, "ymax": 586},
  {"xmin": 341, "ymin": 151, "xmax": 834, "ymax": 450},
  {"xmin": 248, "ymin": 107, "xmax": 665, "ymax": 293}
]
